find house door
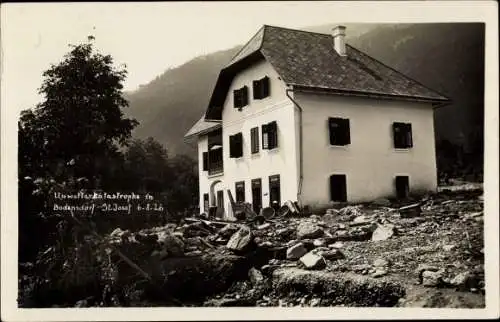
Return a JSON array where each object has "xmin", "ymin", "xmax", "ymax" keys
[
  {"xmin": 251, "ymin": 178, "xmax": 262, "ymax": 214},
  {"xmin": 269, "ymin": 174, "xmax": 281, "ymax": 210}
]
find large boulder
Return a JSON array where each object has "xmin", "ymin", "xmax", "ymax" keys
[
  {"xmin": 226, "ymin": 225, "xmax": 255, "ymax": 253},
  {"xmin": 296, "ymin": 222, "xmax": 324, "ymax": 239},
  {"xmin": 371, "ymin": 224, "xmax": 396, "ymax": 241}
]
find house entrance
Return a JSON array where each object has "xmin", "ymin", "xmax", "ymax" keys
[
  {"xmin": 395, "ymin": 176, "xmax": 410, "ymax": 199},
  {"xmin": 269, "ymin": 174, "xmax": 281, "ymax": 210},
  {"xmin": 251, "ymin": 178, "xmax": 262, "ymax": 214}
]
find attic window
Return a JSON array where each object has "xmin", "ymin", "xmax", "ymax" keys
[
  {"xmin": 253, "ymin": 76, "xmax": 270, "ymax": 99},
  {"xmin": 262, "ymin": 121, "xmax": 278, "ymax": 150},
  {"xmin": 328, "ymin": 117, "xmax": 351, "ymax": 146},
  {"xmin": 229, "ymin": 132, "xmax": 243, "ymax": 158},
  {"xmin": 393, "ymin": 122, "xmax": 413, "ymax": 149},
  {"xmin": 233, "ymin": 86, "xmax": 249, "ymax": 109}
]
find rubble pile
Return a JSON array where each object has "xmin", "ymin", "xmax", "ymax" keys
[{"xmin": 85, "ymin": 185, "xmax": 484, "ymax": 307}]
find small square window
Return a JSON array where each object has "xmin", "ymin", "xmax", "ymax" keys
[
  {"xmin": 229, "ymin": 132, "xmax": 243, "ymax": 158},
  {"xmin": 253, "ymin": 76, "xmax": 270, "ymax": 99},
  {"xmin": 233, "ymin": 86, "xmax": 249, "ymax": 109}
]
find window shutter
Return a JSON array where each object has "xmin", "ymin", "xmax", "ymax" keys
[
  {"xmin": 392, "ymin": 122, "xmax": 400, "ymax": 148},
  {"xmin": 229, "ymin": 135, "xmax": 235, "ymax": 158},
  {"xmin": 242, "ymin": 86, "xmax": 248, "ymax": 106},
  {"xmin": 262, "ymin": 76, "xmax": 270, "ymax": 98},
  {"xmin": 268, "ymin": 121, "xmax": 278, "ymax": 149},
  {"xmin": 343, "ymin": 119, "xmax": 351, "ymax": 145},
  {"xmin": 237, "ymin": 132, "xmax": 243, "ymax": 157},
  {"xmin": 233, "ymin": 90, "xmax": 239, "ymax": 108},
  {"xmin": 251, "ymin": 127, "xmax": 259, "ymax": 154},
  {"xmin": 202, "ymin": 152, "xmax": 208, "ymax": 171},
  {"xmin": 405, "ymin": 123, "xmax": 413, "ymax": 148},
  {"xmin": 253, "ymin": 80, "xmax": 261, "ymax": 99},
  {"xmin": 262, "ymin": 124, "xmax": 269, "ymax": 149}
]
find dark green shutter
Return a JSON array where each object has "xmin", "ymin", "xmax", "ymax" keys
[{"xmin": 202, "ymin": 152, "xmax": 208, "ymax": 171}]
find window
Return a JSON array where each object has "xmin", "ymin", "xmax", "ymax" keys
[
  {"xmin": 393, "ymin": 122, "xmax": 413, "ymax": 148},
  {"xmin": 250, "ymin": 127, "xmax": 259, "ymax": 154},
  {"xmin": 203, "ymin": 193, "xmax": 209, "ymax": 213},
  {"xmin": 262, "ymin": 121, "xmax": 278, "ymax": 149},
  {"xmin": 251, "ymin": 178, "xmax": 262, "ymax": 214},
  {"xmin": 269, "ymin": 174, "xmax": 281, "ymax": 208},
  {"xmin": 229, "ymin": 132, "xmax": 243, "ymax": 158},
  {"xmin": 328, "ymin": 117, "xmax": 350, "ymax": 146},
  {"xmin": 216, "ymin": 190, "xmax": 224, "ymax": 214},
  {"xmin": 235, "ymin": 181, "xmax": 245, "ymax": 203},
  {"xmin": 202, "ymin": 152, "xmax": 208, "ymax": 171},
  {"xmin": 233, "ymin": 86, "xmax": 249, "ymax": 109},
  {"xmin": 330, "ymin": 174, "xmax": 347, "ymax": 202},
  {"xmin": 395, "ymin": 176, "xmax": 410, "ymax": 199},
  {"xmin": 253, "ymin": 76, "xmax": 270, "ymax": 99}
]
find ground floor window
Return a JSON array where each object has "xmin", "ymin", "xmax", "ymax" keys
[
  {"xmin": 330, "ymin": 174, "xmax": 347, "ymax": 202},
  {"xmin": 269, "ymin": 174, "xmax": 281, "ymax": 210},
  {"xmin": 235, "ymin": 181, "xmax": 245, "ymax": 203},
  {"xmin": 395, "ymin": 175, "xmax": 410, "ymax": 199}
]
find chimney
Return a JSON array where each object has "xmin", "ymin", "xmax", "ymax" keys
[{"xmin": 332, "ymin": 25, "xmax": 347, "ymax": 56}]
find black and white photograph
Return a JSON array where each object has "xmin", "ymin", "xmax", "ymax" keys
[{"xmin": 1, "ymin": 1, "xmax": 498, "ymax": 321}]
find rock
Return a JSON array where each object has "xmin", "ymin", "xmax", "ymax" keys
[
  {"xmin": 226, "ymin": 225, "xmax": 255, "ymax": 253},
  {"xmin": 329, "ymin": 241, "xmax": 344, "ymax": 249},
  {"xmin": 296, "ymin": 222, "xmax": 324, "ymax": 239},
  {"xmin": 110, "ymin": 228, "xmax": 127, "ymax": 237},
  {"xmin": 257, "ymin": 223, "xmax": 271, "ymax": 230},
  {"xmin": 372, "ymin": 198, "xmax": 391, "ymax": 207},
  {"xmin": 317, "ymin": 249, "xmax": 344, "ymax": 260},
  {"xmin": 248, "ymin": 267, "xmax": 264, "ymax": 286},
  {"xmin": 353, "ymin": 215, "xmax": 370, "ymax": 224},
  {"xmin": 299, "ymin": 252, "xmax": 326, "ymax": 270},
  {"xmin": 372, "ymin": 269, "xmax": 388, "ymax": 278},
  {"xmin": 373, "ymin": 258, "xmax": 390, "ymax": 268},
  {"xmin": 442, "ymin": 244, "xmax": 456, "ymax": 252},
  {"xmin": 450, "ymin": 271, "xmax": 479, "ymax": 291},
  {"xmin": 421, "ymin": 270, "xmax": 444, "ymax": 287},
  {"xmin": 218, "ymin": 224, "xmax": 240, "ymax": 239},
  {"xmin": 310, "ymin": 298, "xmax": 321, "ymax": 306},
  {"xmin": 286, "ymin": 242, "xmax": 307, "ymax": 260},
  {"xmin": 322, "ymin": 214, "xmax": 336, "ymax": 227},
  {"xmin": 161, "ymin": 233, "xmax": 185, "ymax": 257},
  {"xmin": 313, "ymin": 239, "xmax": 326, "ymax": 247},
  {"xmin": 325, "ymin": 209, "xmax": 338, "ymax": 215},
  {"xmin": 371, "ymin": 224, "xmax": 395, "ymax": 241},
  {"xmin": 415, "ymin": 264, "xmax": 440, "ymax": 276}
]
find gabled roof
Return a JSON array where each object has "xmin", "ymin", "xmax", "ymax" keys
[
  {"xmin": 184, "ymin": 116, "xmax": 221, "ymax": 139},
  {"xmin": 204, "ymin": 24, "xmax": 450, "ymax": 120}
]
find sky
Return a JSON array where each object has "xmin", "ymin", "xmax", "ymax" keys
[
  {"xmin": 0, "ymin": 1, "xmax": 380, "ymax": 115},
  {"xmin": 0, "ymin": 1, "xmax": 495, "ymax": 116}
]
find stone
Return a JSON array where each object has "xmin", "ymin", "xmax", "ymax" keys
[
  {"xmin": 296, "ymin": 222, "xmax": 324, "ymax": 239},
  {"xmin": 450, "ymin": 271, "xmax": 479, "ymax": 291},
  {"xmin": 421, "ymin": 270, "xmax": 444, "ymax": 287},
  {"xmin": 110, "ymin": 227, "xmax": 126, "ymax": 237},
  {"xmin": 218, "ymin": 224, "xmax": 240, "ymax": 239},
  {"xmin": 257, "ymin": 223, "xmax": 271, "ymax": 230},
  {"xmin": 371, "ymin": 224, "xmax": 395, "ymax": 241},
  {"xmin": 442, "ymin": 244, "xmax": 456, "ymax": 252},
  {"xmin": 299, "ymin": 252, "xmax": 326, "ymax": 270},
  {"xmin": 248, "ymin": 267, "xmax": 264, "ymax": 286},
  {"xmin": 329, "ymin": 241, "xmax": 344, "ymax": 249},
  {"xmin": 373, "ymin": 258, "xmax": 390, "ymax": 268},
  {"xmin": 286, "ymin": 242, "xmax": 307, "ymax": 260},
  {"xmin": 317, "ymin": 249, "xmax": 344, "ymax": 260},
  {"xmin": 372, "ymin": 269, "xmax": 388, "ymax": 278},
  {"xmin": 353, "ymin": 214, "xmax": 370, "ymax": 224},
  {"xmin": 322, "ymin": 213, "xmax": 336, "ymax": 227},
  {"xmin": 415, "ymin": 264, "xmax": 440, "ymax": 276},
  {"xmin": 313, "ymin": 239, "xmax": 326, "ymax": 247},
  {"xmin": 276, "ymin": 227, "xmax": 294, "ymax": 238},
  {"xmin": 226, "ymin": 225, "xmax": 255, "ymax": 253}
]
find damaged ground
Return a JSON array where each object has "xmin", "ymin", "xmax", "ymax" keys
[{"xmin": 18, "ymin": 182, "xmax": 485, "ymax": 308}]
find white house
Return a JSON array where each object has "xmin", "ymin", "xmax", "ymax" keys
[{"xmin": 184, "ymin": 25, "xmax": 450, "ymax": 220}]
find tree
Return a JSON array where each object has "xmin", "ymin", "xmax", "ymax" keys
[{"xmin": 18, "ymin": 36, "xmax": 138, "ymax": 187}]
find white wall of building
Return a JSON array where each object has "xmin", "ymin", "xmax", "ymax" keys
[
  {"xmin": 295, "ymin": 92, "xmax": 437, "ymax": 208},
  {"xmin": 198, "ymin": 59, "xmax": 299, "ymax": 219}
]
